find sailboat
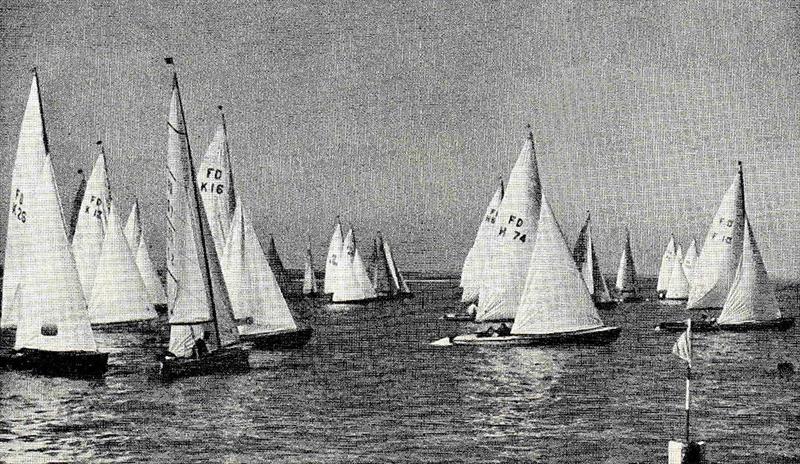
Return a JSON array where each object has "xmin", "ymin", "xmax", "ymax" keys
[
  {"xmin": 682, "ymin": 239, "xmax": 698, "ymax": 282},
  {"xmin": 476, "ymin": 126, "xmax": 542, "ymax": 322},
  {"xmin": 383, "ymin": 236, "xmax": 412, "ymax": 299},
  {"xmin": 197, "ymin": 106, "xmax": 236, "ymax": 255},
  {"xmin": 324, "ymin": 216, "xmax": 344, "ymax": 295},
  {"xmin": 686, "ymin": 163, "xmax": 745, "ymax": 311},
  {"xmin": 66, "ymin": 169, "xmax": 86, "ymax": 242},
  {"xmin": 452, "ymin": 195, "xmax": 620, "ymax": 346},
  {"xmin": 664, "ymin": 245, "xmax": 690, "ymax": 301},
  {"xmin": 266, "ymin": 235, "xmax": 291, "ymax": 294},
  {"xmin": 370, "ymin": 232, "xmax": 394, "ymax": 297},
  {"xmin": 459, "ymin": 179, "xmax": 504, "ymax": 306},
  {"xmin": 572, "ymin": 212, "xmax": 615, "ymax": 310},
  {"xmin": 331, "ymin": 228, "xmax": 377, "ymax": 304},
  {"xmin": 614, "ymin": 228, "xmax": 640, "ymax": 301},
  {"xmin": 221, "ymin": 205, "xmax": 313, "ymax": 348},
  {"xmin": 159, "ymin": 59, "xmax": 248, "ymax": 379},
  {"xmin": 123, "ymin": 200, "xmax": 168, "ymax": 312},
  {"xmin": 2, "ymin": 70, "xmax": 107, "ymax": 377},
  {"xmin": 657, "ymin": 235, "xmax": 676, "ymax": 299},
  {"xmin": 715, "ymin": 215, "xmax": 794, "ymax": 331},
  {"xmin": 302, "ymin": 235, "xmax": 320, "ymax": 296},
  {"xmin": 71, "ymin": 142, "xmax": 112, "ymax": 300}
]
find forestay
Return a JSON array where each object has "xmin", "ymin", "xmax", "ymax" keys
[
  {"xmin": 477, "ymin": 131, "xmax": 542, "ymax": 321},
  {"xmin": 665, "ymin": 245, "xmax": 690, "ymax": 300},
  {"xmin": 512, "ymin": 195, "xmax": 603, "ymax": 335},
  {"xmin": 717, "ymin": 216, "xmax": 781, "ymax": 324},
  {"xmin": 324, "ymin": 217, "xmax": 344, "ymax": 294},
  {"xmin": 72, "ymin": 149, "xmax": 111, "ymax": 299},
  {"xmin": 2, "ymin": 74, "xmax": 48, "ymax": 328},
  {"xmin": 333, "ymin": 229, "xmax": 377, "ymax": 303},
  {"xmin": 687, "ymin": 164, "xmax": 745, "ymax": 309},
  {"xmin": 460, "ymin": 180, "xmax": 504, "ymax": 304},
  {"xmin": 657, "ymin": 235, "xmax": 676, "ymax": 294}
]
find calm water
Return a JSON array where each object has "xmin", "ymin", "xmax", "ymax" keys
[{"xmin": 1, "ymin": 278, "xmax": 798, "ymax": 463}]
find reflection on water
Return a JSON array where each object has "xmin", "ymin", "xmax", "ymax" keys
[{"xmin": 0, "ymin": 279, "xmax": 797, "ymax": 463}]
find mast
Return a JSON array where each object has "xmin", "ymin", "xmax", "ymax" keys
[
  {"xmin": 219, "ymin": 105, "xmax": 237, "ymax": 213},
  {"xmin": 166, "ymin": 57, "xmax": 221, "ymax": 347},
  {"xmin": 32, "ymin": 67, "xmax": 50, "ymax": 154}
]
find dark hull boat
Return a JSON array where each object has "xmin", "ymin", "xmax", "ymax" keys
[
  {"xmin": 92, "ymin": 318, "xmax": 161, "ymax": 333},
  {"xmin": 452, "ymin": 326, "xmax": 621, "ymax": 346},
  {"xmin": 655, "ymin": 320, "xmax": 718, "ymax": 333},
  {"xmin": 717, "ymin": 317, "xmax": 795, "ymax": 332},
  {"xmin": 159, "ymin": 346, "xmax": 249, "ymax": 380},
  {"xmin": 442, "ymin": 312, "xmax": 476, "ymax": 321},
  {"xmin": 595, "ymin": 301, "xmax": 618, "ymax": 310},
  {"xmin": 241, "ymin": 327, "xmax": 313, "ymax": 349},
  {"xmin": 3, "ymin": 349, "xmax": 108, "ymax": 378}
]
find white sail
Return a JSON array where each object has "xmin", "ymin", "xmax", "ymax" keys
[
  {"xmin": 656, "ymin": 235, "xmax": 676, "ymax": 294},
  {"xmin": 14, "ymin": 155, "xmax": 97, "ymax": 352},
  {"xmin": 72, "ymin": 149, "xmax": 111, "ymax": 299},
  {"xmin": 372, "ymin": 232, "xmax": 395, "ymax": 296},
  {"xmin": 717, "ymin": 216, "xmax": 781, "ymax": 324},
  {"xmin": 89, "ymin": 201, "xmax": 156, "ymax": 324},
  {"xmin": 222, "ymin": 204, "xmax": 297, "ymax": 334},
  {"xmin": 477, "ymin": 131, "xmax": 542, "ymax": 321},
  {"xmin": 303, "ymin": 237, "xmax": 318, "ymax": 295},
  {"xmin": 2, "ymin": 74, "xmax": 49, "ymax": 328},
  {"xmin": 512, "ymin": 195, "xmax": 603, "ymax": 335},
  {"xmin": 197, "ymin": 118, "xmax": 236, "ymax": 255},
  {"xmin": 682, "ymin": 239, "xmax": 698, "ymax": 281},
  {"xmin": 615, "ymin": 229, "xmax": 637, "ymax": 297},
  {"xmin": 165, "ymin": 71, "xmax": 239, "ymax": 357},
  {"xmin": 324, "ymin": 217, "xmax": 344, "ymax": 294},
  {"xmin": 665, "ymin": 245, "xmax": 690, "ymax": 300},
  {"xmin": 383, "ymin": 239, "xmax": 410, "ymax": 294},
  {"xmin": 687, "ymin": 163, "xmax": 746, "ymax": 309},
  {"xmin": 572, "ymin": 213, "xmax": 612, "ymax": 303},
  {"xmin": 124, "ymin": 201, "xmax": 168, "ymax": 306},
  {"xmin": 460, "ymin": 180, "xmax": 504, "ymax": 303},
  {"xmin": 332, "ymin": 229, "xmax": 377, "ymax": 303}
]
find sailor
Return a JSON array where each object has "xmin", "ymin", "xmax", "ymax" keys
[
  {"xmin": 496, "ymin": 323, "xmax": 511, "ymax": 336},
  {"xmin": 193, "ymin": 332, "xmax": 210, "ymax": 359}
]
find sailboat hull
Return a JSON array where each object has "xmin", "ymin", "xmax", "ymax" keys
[
  {"xmin": 2, "ymin": 349, "xmax": 108, "ymax": 378},
  {"xmin": 594, "ymin": 301, "xmax": 618, "ymax": 310},
  {"xmin": 717, "ymin": 317, "xmax": 795, "ymax": 332},
  {"xmin": 442, "ymin": 312, "xmax": 476, "ymax": 321},
  {"xmin": 452, "ymin": 326, "xmax": 621, "ymax": 346},
  {"xmin": 159, "ymin": 346, "xmax": 250, "ymax": 380},
  {"xmin": 241, "ymin": 327, "xmax": 314, "ymax": 349},
  {"xmin": 655, "ymin": 320, "xmax": 718, "ymax": 333},
  {"xmin": 92, "ymin": 317, "xmax": 161, "ymax": 332}
]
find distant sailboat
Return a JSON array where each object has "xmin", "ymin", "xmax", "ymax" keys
[
  {"xmin": 614, "ymin": 228, "xmax": 639, "ymax": 301},
  {"xmin": 221, "ymin": 205, "xmax": 313, "ymax": 348},
  {"xmin": 266, "ymin": 235, "xmax": 291, "ymax": 294},
  {"xmin": 332, "ymin": 229, "xmax": 377, "ymax": 304},
  {"xmin": 89, "ymin": 200, "xmax": 157, "ymax": 326},
  {"xmin": 303, "ymin": 235, "xmax": 320, "ymax": 296},
  {"xmin": 159, "ymin": 60, "xmax": 248, "ymax": 379},
  {"xmin": 664, "ymin": 245, "xmax": 690, "ymax": 301},
  {"xmin": 687, "ymin": 163, "xmax": 745, "ymax": 310},
  {"xmin": 459, "ymin": 179, "xmax": 504, "ymax": 305},
  {"xmin": 383, "ymin": 237, "xmax": 412, "ymax": 298},
  {"xmin": 66, "ymin": 169, "xmax": 86, "ymax": 242},
  {"xmin": 72, "ymin": 142, "xmax": 112, "ymax": 299},
  {"xmin": 3, "ymin": 69, "xmax": 108, "ymax": 377},
  {"xmin": 572, "ymin": 212, "xmax": 615, "ymax": 310},
  {"xmin": 123, "ymin": 200, "xmax": 168, "ymax": 309},
  {"xmin": 324, "ymin": 216, "xmax": 344, "ymax": 295},
  {"xmin": 716, "ymin": 215, "xmax": 794, "ymax": 331},
  {"xmin": 453, "ymin": 195, "xmax": 620, "ymax": 346},
  {"xmin": 657, "ymin": 235, "xmax": 676, "ymax": 299},
  {"xmin": 682, "ymin": 239, "xmax": 698, "ymax": 282},
  {"xmin": 477, "ymin": 126, "xmax": 542, "ymax": 322},
  {"xmin": 197, "ymin": 106, "xmax": 236, "ymax": 255}
]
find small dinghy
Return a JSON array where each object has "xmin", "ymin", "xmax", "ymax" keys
[
  {"xmin": 159, "ymin": 60, "xmax": 249, "ymax": 379},
  {"xmin": 452, "ymin": 195, "xmax": 621, "ymax": 347},
  {"xmin": 614, "ymin": 228, "xmax": 641, "ymax": 302},
  {"xmin": 369, "ymin": 232, "xmax": 413, "ymax": 301},
  {"xmin": 656, "ymin": 235, "xmax": 676, "ymax": 300},
  {"xmin": 572, "ymin": 212, "xmax": 616, "ymax": 310}
]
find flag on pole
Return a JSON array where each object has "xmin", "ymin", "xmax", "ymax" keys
[{"xmin": 672, "ymin": 318, "xmax": 692, "ymax": 366}]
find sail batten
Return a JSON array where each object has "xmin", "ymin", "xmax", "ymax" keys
[{"xmin": 460, "ymin": 181, "xmax": 504, "ymax": 304}]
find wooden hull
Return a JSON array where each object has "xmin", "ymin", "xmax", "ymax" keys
[
  {"xmin": 331, "ymin": 297, "xmax": 378, "ymax": 304},
  {"xmin": 717, "ymin": 317, "xmax": 795, "ymax": 332},
  {"xmin": 655, "ymin": 320, "xmax": 718, "ymax": 333},
  {"xmin": 452, "ymin": 326, "xmax": 621, "ymax": 346},
  {"xmin": 159, "ymin": 346, "xmax": 250, "ymax": 380},
  {"xmin": 1, "ymin": 349, "xmax": 108, "ymax": 378},
  {"xmin": 241, "ymin": 327, "xmax": 314, "ymax": 350}
]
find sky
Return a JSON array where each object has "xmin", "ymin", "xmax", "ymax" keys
[{"xmin": 1, "ymin": 0, "xmax": 799, "ymax": 278}]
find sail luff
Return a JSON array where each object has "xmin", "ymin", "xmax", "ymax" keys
[
  {"xmin": 586, "ymin": 219, "xmax": 613, "ymax": 303},
  {"xmin": 67, "ymin": 170, "xmax": 86, "ymax": 242}
]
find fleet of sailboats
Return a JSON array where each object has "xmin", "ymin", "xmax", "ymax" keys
[
  {"xmin": 572, "ymin": 212, "xmax": 615, "ymax": 310},
  {"xmin": 331, "ymin": 228, "xmax": 378, "ymax": 303}
]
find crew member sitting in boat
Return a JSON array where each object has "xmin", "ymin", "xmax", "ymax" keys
[
  {"xmin": 495, "ymin": 323, "xmax": 511, "ymax": 337},
  {"xmin": 192, "ymin": 332, "xmax": 211, "ymax": 359}
]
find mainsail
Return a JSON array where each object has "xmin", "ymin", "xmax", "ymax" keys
[
  {"xmin": 165, "ymin": 69, "xmax": 238, "ymax": 357},
  {"xmin": 665, "ymin": 245, "xmax": 690, "ymax": 300},
  {"xmin": 89, "ymin": 201, "xmax": 157, "ymax": 324},
  {"xmin": 266, "ymin": 235, "xmax": 291, "ymax": 293},
  {"xmin": 460, "ymin": 180, "xmax": 504, "ymax": 304},
  {"xmin": 324, "ymin": 216, "xmax": 344, "ymax": 294},
  {"xmin": 687, "ymin": 163, "xmax": 746, "ymax": 309},
  {"xmin": 477, "ymin": 128, "xmax": 542, "ymax": 321},
  {"xmin": 615, "ymin": 228, "xmax": 637, "ymax": 297},
  {"xmin": 572, "ymin": 212, "xmax": 612, "ymax": 303},
  {"xmin": 303, "ymin": 236, "xmax": 319, "ymax": 295},
  {"xmin": 332, "ymin": 229, "xmax": 377, "ymax": 303},
  {"xmin": 72, "ymin": 146, "xmax": 111, "ymax": 299},
  {"xmin": 124, "ymin": 200, "xmax": 168, "ymax": 306},
  {"xmin": 511, "ymin": 195, "xmax": 603, "ymax": 335},
  {"xmin": 682, "ymin": 239, "xmax": 698, "ymax": 281},
  {"xmin": 717, "ymin": 216, "xmax": 781, "ymax": 324},
  {"xmin": 221, "ymin": 204, "xmax": 297, "ymax": 334},
  {"xmin": 14, "ymin": 153, "xmax": 96, "ymax": 352},
  {"xmin": 2, "ymin": 72, "xmax": 49, "ymax": 329},
  {"xmin": 657, "ymin": 235, "xmax": 676, "ymax": 295},
  {"xmin": 383, "ymin": 239, "xmax": 411, "ymax": 294},
  {"xmin": 371, "ymin": 232, "xmax": 395, "ymax": 296},
  {"xmin": 197, "ymin": 109, "xmax": 236, "ymax": 255}
]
